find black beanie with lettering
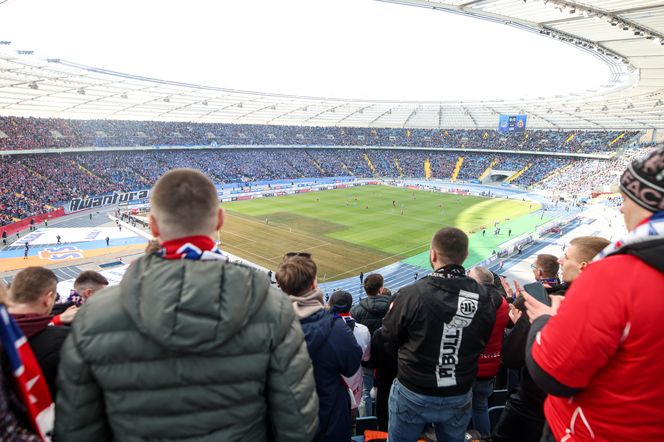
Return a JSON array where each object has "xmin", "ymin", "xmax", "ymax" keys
[{"xmin": 620, "ymin": 147, "xmax": 664, "ymax": 213}]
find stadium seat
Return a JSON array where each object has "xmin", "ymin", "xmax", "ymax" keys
[
  {"xmin": 488, "ymin": 405, "xmax": 505, "ymax": 431},
  {"xmin": 489, "ymin": 388, "xmax": 509, "ymax": 407},
  {"xmin": 355, "ymin": 416, "xmax": 378, "ymax": 436}
]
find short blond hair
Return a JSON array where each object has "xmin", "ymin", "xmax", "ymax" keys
[
  {"xmin": 569, "ymin": 236, "xmax": 611, "ymax": 263},
  {"xmin": 151, "ymin": 169, "xmax": 219, "ymax": 237}
]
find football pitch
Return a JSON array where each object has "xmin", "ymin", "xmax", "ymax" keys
[{"xmin": 220, "ymin": 185, "xmax": 550, "ymax": 281}]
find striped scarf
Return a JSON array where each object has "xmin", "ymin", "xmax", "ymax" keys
[
  {"xmin": 155, "ymin": 236, "xmax": 225, "ymax": 261},
  {"xmin": 0, "ymin": 305, "xmax": 54, "ymax": 441},
  {"xmin": 595, "ymin": 211, "xmax": 664, "ymax": 260}
]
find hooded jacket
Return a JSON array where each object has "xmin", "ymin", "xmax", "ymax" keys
[
  {"xmin": 11, "ymin": 313, "xmax": 68, "ymax": 398},
  {"xmin": 54, "ymin": 254, "xmax": 318, "ymax": 442},
  {"xmin": 350, "ymin": 294, "xmax": 391, "ymax": 336},
  {"xmin": 299, "ymin": 309, "xmax": 362, "ymax": 442},
  {"xmin": 526, "ymin": 214, "xmax": 664, "ymax": 441},
  {"xmin": 382, "ymin": 266, "xmax": 496, "ymax": 396}
]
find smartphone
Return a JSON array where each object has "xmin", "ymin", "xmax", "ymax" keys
[{"xmin": 523, "ymin": 282, "xmax": 551, "ymax": 306}]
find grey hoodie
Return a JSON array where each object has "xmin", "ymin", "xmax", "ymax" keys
[{"xmin": 55, "ymin": 254, "xmax": 318, "ymax": 442}]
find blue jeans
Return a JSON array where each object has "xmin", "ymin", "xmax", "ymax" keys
[
  {"xmin": 360, "ymin": 366, "xmax": 374, "ymax": 417},
  {"xmin": 471, "ymin": 377, "xmax": 495, "ymax": 436},
  {"xmin": 388, "ymin": 379, "xmax": 472, "ymax": 442}
]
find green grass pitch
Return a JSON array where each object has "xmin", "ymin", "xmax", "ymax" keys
[{"xmin": 219, "ymin": 185, "xmax": 549, "ymax": 280}]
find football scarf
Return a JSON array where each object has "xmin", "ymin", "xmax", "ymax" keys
[
  {"xmin": 430, "ymin": 264, "xmax": 466, "ymax": 278},
  {"xmin": 155, "ymin": 236, "xmax": 225, "ymax": 261},
  {"xmin": 0, "ymin": 305, "xmax": 54, "ymax": 441},
  {"xmin": 595, "ymin": 211, "xmax": 664, "ymax": 260}
]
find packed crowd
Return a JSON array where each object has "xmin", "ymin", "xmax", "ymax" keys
[
  {"xmin": 0, "ymin": 116, "xmax": 638, "ymax": 153},
  {"xmin": 1, "ymin": 151, "xmax": 663, "ymax": 442},
  {"xmin": 1, "ymin": 149, "xmax": 576, "ymax": 224},
  {"xmin": 3, "ymin": 145, "xmax": 658, "ymax": 225},
  {"xmin": 535, "ymin": 147, "xmax": 657, "ymax": 195}
]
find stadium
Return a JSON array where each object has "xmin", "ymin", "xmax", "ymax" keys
[{"xmin": 0, "ymin": 0, "xmax": 663, "ymax": 441}]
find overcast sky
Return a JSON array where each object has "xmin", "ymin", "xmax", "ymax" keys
[{"xmin": 0, "ymin": 0, "xmax": 612, "ymax": 101}]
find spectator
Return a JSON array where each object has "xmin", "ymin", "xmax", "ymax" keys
[
  {"xmin": 328, "ymin": 290, "xmax": 371, "ymax": 434},
  {"xmin": 525, "ymin": 147, "xmax": 664, "ymax": 441},
  {"xmin": 0, "ymin": 282, "xmax": 46, "ymax": 442},
  {"xmin": 558, "ymin": 236, "xmax": 611, "ymax": 286},
  {"xmin": 493, "ymin": 235, "xmax": 609, "ymax": 442},
  {"xmin": 55, "ymin": 169, "xmax": 318, "ymax": 442},
  {"xmin": 531, "ymin": 254, "xmax": 560, "ymax": 286},
  {"xmin": 351, "ymin": 272, "xmax": 390, "ymax": 417},
  {"xmin": 7, "ymin": 267, "xmax": 68, "ymax": 398},
  {"xmin": 467, "ymin": 266, "xmax": 509, "ymax": 437},
  {"xmin": 276, "ymin": 254, "xmax": 362, "ymax": 442},
  {"xmin": 368, "ymin": 325, "xmax": 399, "ymax": 431},
  {"xmin": 382, "ymin": 227, "xmax": 496, "ymax": 441},
  {"xmin": 51, "ymin": 270, "xmax": 109, "ymax": 316}
]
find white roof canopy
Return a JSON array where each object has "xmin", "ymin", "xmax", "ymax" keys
[{"xmin": 0, "ymin": 0, "xmax": 663, "ymax": 129}]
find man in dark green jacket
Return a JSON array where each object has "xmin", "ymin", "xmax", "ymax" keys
[{"xmin": 55, "ymin": 169, "xmax": 318, "ymax": 442}]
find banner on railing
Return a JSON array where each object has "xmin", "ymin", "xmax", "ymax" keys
[{"xmin": 66, "ymin": 190, "xmax": 150, "ymax": 213}]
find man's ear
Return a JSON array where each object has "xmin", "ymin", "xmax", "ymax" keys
[
  {"xmin": 216, "ymin": 208, "xmax": 224, "ymax": 232},
  {"xmin": 43, "ymin": 290, "xmax": 55, "ymax": 310},
  {"xmin": 149, "ymin": 213, "xmax": 160, "ymax": 239},
  {"xmin": 579, "ymin": 262, "xmax": 588, "ymax": 272}
]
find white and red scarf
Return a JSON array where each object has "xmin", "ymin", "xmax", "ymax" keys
[
  {"xmin": 155, "ymin": 236, "xmax": 225, "ymax": 261},
  {"xmin": 0, "ymin": 305, "xmax": 54, "ymax": 441},
  {"xmin": 595, "ymin": 211, "xmax": 664, "ymax": 260}
]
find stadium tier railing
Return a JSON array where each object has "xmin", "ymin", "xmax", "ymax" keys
[{"xmin": 0, "ymin": 144, "xmax": 616, "ymax": 159}]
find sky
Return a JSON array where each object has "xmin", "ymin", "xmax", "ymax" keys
[{"xmin": 0, "ymin": 0, "xmax": 612, "ymax": 101}]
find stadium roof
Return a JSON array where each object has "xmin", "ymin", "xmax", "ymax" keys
[{"xmin": 0, "ymin": 0, "xmax": 663, "ymax": 129}]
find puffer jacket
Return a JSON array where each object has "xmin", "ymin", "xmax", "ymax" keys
[
  {"xmin": 350, "ymin": 294, "xmax": 391, "ymax": 336},
  {"xmin": 300, "ymin": 310, "xmax": 362, "ymax": 442},
  {"xmin": 55, "ymin": 254, "xmax": 318, "ymax": 442}
]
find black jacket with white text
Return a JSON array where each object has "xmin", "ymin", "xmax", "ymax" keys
[{"xmin": 382, "ymin": 266, "xmax": 495, "ymax": 396}]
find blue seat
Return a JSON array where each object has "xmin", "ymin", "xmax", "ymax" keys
[
  {"xmin": 488, "ymin": 405, "xmax": 505, "ymax": 431},
  {"xmin": 355, "ymin": 416, "xmax": 378, "ymax": 436},
  {"xmin": 489, "ymin": 388, "xmax": 509, "ymax": 407}
]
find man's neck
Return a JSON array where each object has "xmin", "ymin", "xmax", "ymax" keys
[{"xmin": 8, "ymin": 304, "xmax": 49, "ymax": 316}]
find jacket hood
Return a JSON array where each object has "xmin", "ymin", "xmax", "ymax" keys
[
  {"xmin": 623, "ymin": 238, "xmax": 664, "ymax": 274},
  {"xmin": 12, "ymin": 313, "xmax": 52, "ymax": 338},
  {"xmin": 360, "ymin": 295, "xmax": 390, "ymax": 315},
  {"xmin": 120, "ymin": 254, "xmax": 270, "ymax": 352},
  {"xmin": 300, "ymin": 309, "xmax": 334, "ymax": 355}
]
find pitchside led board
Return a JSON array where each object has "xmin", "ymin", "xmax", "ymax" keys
[{"xmin": 498, "ymin": 114, "xmax": 528, "ymax": 133}]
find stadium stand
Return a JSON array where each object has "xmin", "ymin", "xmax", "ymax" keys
[
  {"xmin": 0, "ymin": 116, "xmax": 639, "ymax": 153},
  {"xmin": 2, "ymin": 140, "xmax": 657, "ymax": 226},
  {"xmin": 0, "ymin": 148, "xmax": 582, "ymax": 224}
]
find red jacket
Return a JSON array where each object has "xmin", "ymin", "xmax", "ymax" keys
[
  {"xmin": 477, "ymin": 292, "xmax": 508, "ymax": 378},
  {"xmin": 530, "ymin": 253, "xmax": 664, "ymax": 441}
]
